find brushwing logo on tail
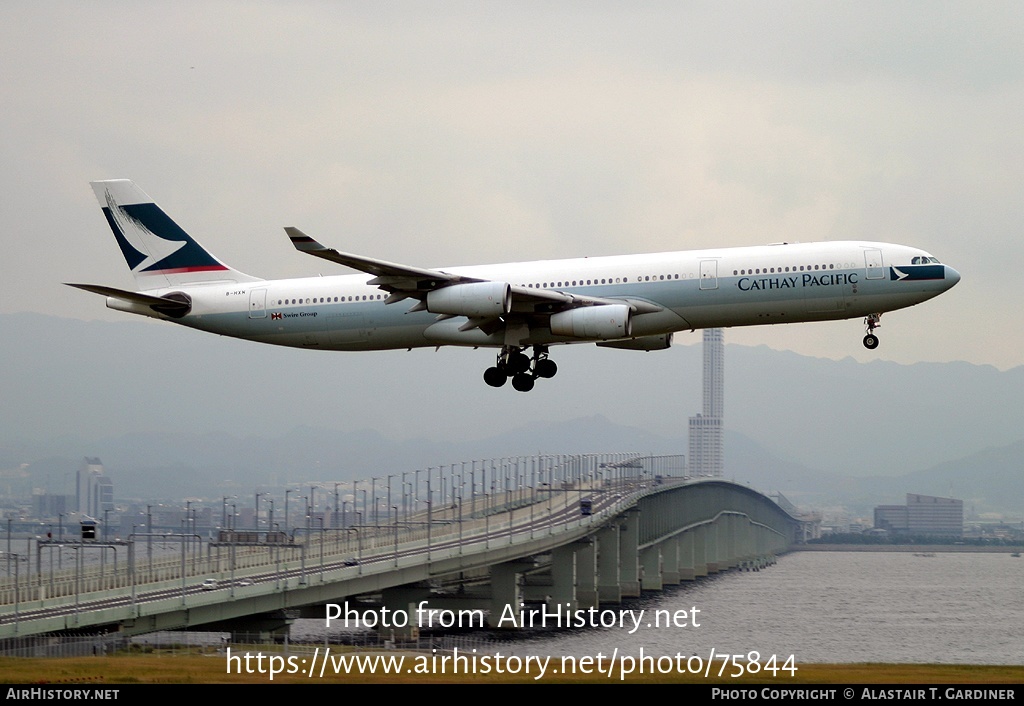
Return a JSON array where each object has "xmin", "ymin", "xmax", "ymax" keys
[
  {"xmin": 103, "ymin": 190, "xmax": 186, "ymax": 273},
  {"xmin": 101, "ymin": 187, "xmax": 227, "ymax": 276}
]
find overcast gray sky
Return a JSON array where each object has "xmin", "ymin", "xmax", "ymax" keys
[{"xmin": 3, "ymin": 2, "xmax": 1021, "ymax": 369}]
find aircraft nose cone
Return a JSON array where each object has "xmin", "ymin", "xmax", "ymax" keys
[{"xmin": 945, "ymin": 265, "xmax": 961, "ymax": 288}]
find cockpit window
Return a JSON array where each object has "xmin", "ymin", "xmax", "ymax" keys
[{"xmin": 911, "ymin": 256, "xmax": 942, "ymax": 265}]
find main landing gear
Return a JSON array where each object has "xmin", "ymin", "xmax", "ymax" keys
[
  {"xmin": 483, "ymin": 345, "xmax": 558, "ymax": 392},
  {"xmin": 863, "ymin": 313, "xmax": 881, "ymax": 350}
]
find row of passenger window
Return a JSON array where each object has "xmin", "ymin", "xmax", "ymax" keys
[
  {"xmin": 273, "ymin": 274, "xmax": 689, "ymax": 306},
  {"xmin": 276, "ymin": 294, "xmax": 386, "ymax": 305},
  {"xmin": 520, "ymin": 274, "xmax": 682, "ymax": 288},
  {"xmin": 732, "ymin": 263, "xmax": 852, "ymax": 276}
]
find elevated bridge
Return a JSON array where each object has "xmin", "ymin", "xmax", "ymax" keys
[{"xmin": 0, "ymin": 454, "xmax": 800, "ymax": 640}]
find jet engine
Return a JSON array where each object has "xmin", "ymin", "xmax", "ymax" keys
[
  {"xmin": 426, "ymin": 282, "xmax": 512, "ymax": 317},
  {"xmin": 550, "ymin": 304, "xmax": 632, "ymax": 339}
]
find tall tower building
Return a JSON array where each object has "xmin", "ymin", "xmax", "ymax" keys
[
  {"xmin": 688, "ymin": 329, "xmax": 724, "ymax": 477},
  {"xmin": 701, "ymin": 328, "xmax": 724, "ymax": 418},
  {"xmin": 76, "ymin": 457, "xmax": 114, "ymax": 518}
]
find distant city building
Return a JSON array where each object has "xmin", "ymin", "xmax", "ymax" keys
[
  {"xmin": 874, "ymin": 505, "xmax": 909, "ymax": 533},
  {"xmin": 31, "ymin": 490, "xmax": 69, "ymax": 519},
  {"xmin": 237, "ymin": 507, "xmax": 255, "ymax": 529},
  {"xmin": 76, "ymin": 457, "xmax": 114, "ymax": 518},
  {"xmin": 688, "ymin": 328, "xmax": 724, "ymax": 477},
  {"xmin": 874, "ymin": 493, "xmax": 963, "ymax": 538}
]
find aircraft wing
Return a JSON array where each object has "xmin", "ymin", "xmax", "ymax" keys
[
  {"xmin": 285, "ymin": 227, "xmax": 474, "ymax": 289},
  {"xmin": 285, "ymin": 227, "xmax": 663, "ymax": 316}
]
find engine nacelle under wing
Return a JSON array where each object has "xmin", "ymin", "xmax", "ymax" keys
[
  {"xmin": 426, "ymin": 281, "xmax": 511, "ymax": 317},
  {"xmin": 596, "ymin": 333, "xmax": 673, "ymax": 351},
  {"xmin": 549, "ymin": 304, "xmax": 632, "ymax": 339}
]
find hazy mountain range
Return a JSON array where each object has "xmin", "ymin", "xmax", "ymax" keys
[{"xmin": 2, "ymin": 312, "xmax": 1021, "ymax": 515}]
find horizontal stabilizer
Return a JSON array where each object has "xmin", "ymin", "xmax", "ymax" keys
[{"xmin": 65, "ymin": 283, "xmax": 191, "ymax": 315}]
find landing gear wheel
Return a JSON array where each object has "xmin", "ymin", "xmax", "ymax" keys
[
  {"xmin": 483, "ymin": 367, "xmax": 508, "ymax": 387},
  {"xmin": 511, "ymin": 373, "xmax": 535, "ymax": 392},
  {"xmin": 534, "ymin": 358, "xmax": 558, "ymax": 379},
  {"xmin": 862, "ymin": 313, "xmax": 882, "ymax": 350},
  {"xmin": 507, "ymin": 351, "xmax": 531, "ymax": 374}
]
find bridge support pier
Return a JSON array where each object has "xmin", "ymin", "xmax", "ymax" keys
[
  {"xmin": 721, "ymin": 515, "xmax": 734, "ymax": 569},
  {"xmin": 489, "ymin": 561, "xmax": 525, "ymax": 628},
  {"xmin": 739, "ymin": 517, "xmax": 751, "ymax": 568},
  {"xmin": 706, "ymin": 521, "xmax": 721, "ymax": 574},
  {"xmin": 575, "ymin": 539, "xmax": 598, "ymax": 609},
  {"xmin": 549, "ymin": 544, "xmax": 578, "ymax": 611},
  {"xmin": 744, "ymin": 520, "xmax": 762, "ymax": 568},
  {"xmin": 640, "ymin": 545, "xmax": 662, "ymax": 591},
  {"xmin": 596, "ymin": 525, "xmax": 621, "ymax": 603},
  {"xmin": 662, "ymin": 536, "xmax": 681, "ymax": 583},
  {"xmin": 678, "ymin": 531, "xmax": 695, "ymax": 581},
  {"xmin": 726, "ymin": 514, "xmax": 741, "ymax": 569},
  {"xmin": 692, "ymin": 525, "xmax": 708, "ymax": 577},
  {"xmin": 381, "ymin": 585, "xmax": 430, "ymax": 639},
  {"xmin": 619, "ymin": 510, "xmax": 640, "ymax": 597}
]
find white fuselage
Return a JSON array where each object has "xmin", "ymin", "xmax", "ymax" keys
[{"xmin": 106, "ymin": 240, "xmax": 959, "ymax": 351}]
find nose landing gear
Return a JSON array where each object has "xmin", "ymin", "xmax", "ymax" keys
[
  {"xmin": 863, "ymin": 313, "xmax": 881, "ymax": 350},
  {"xmin": 482, "ymin": 345, "xmax": 558, "ymax": 391}
]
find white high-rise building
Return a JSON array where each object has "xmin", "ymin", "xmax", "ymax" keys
[
  {"xmin": 688, "ymin": 329, "xmax": 724, "ymax": 477},
  {"xmin": 76, "ymin": 457, "xmax": 114, "ymax": 518},
  {"xmin": 701, "ymin": 328, "xmax": 724, "ymax": 419}
]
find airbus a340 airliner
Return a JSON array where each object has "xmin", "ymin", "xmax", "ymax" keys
[{"xmin": 69, "ymin": 180, "xmax": 960, "ymax": 392}]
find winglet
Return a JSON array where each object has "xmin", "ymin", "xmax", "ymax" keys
[{"xmin": 284, "ymin": 227, "xmax": 324, "ymax": 253}]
